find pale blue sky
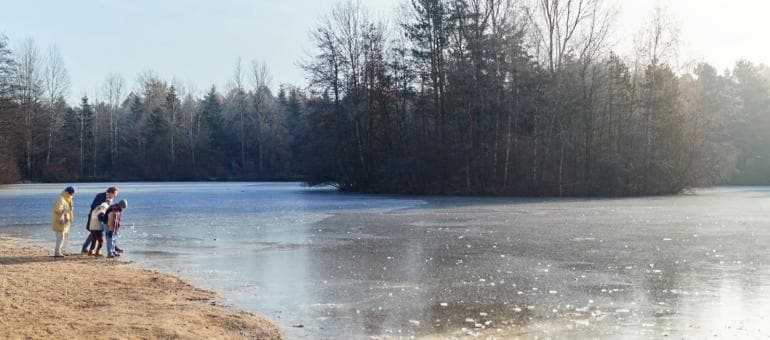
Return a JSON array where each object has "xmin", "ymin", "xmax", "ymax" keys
[
  {"xmin": 1, "ymin": 0, "xmax": 394, "ymax": 101},
  {"xmin": 2, "ymin": 0, "xmax": 769, "ymax": 103}
]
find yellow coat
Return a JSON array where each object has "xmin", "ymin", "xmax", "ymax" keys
[{"xmin": 51, "ymin": 192, "xmax": 74, "ymax": 233}]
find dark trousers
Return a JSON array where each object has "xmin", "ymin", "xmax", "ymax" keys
[
  {"xmin": 82, "ymin": 212, "xmax": 93, "ymax": 251},
  {"xmin": 88, "ymin": 230, "xmax": 104, "ymax": 253}
]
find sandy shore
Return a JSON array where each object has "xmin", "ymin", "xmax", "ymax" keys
[{"xmin": 0, "ymin": 237, "xmax": 283, "ymax": 339}]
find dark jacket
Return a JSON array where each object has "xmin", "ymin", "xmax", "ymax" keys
[{"xmin": 85, "ymin": 192, "xmax": 109, "ymax": 229}]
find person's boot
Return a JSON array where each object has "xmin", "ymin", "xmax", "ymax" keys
[{"xmin": 114, "ymin": 246, "xmax": 124, "ymax": 253}]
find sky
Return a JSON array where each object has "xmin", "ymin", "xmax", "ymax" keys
[
  {"xmin": 614, "ymin": 0, "xmax": 770, "ymax": 72},
  {"xmin": 1, "ymin": 0, "xmax": 769, "ymax": 103}
]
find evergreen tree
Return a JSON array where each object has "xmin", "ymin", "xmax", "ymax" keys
[
  {"xmin": 402, "ymin": 0, "xmax": 454, "ymax": 193},
  {"xmin": 0, "ymin": 35, "xmax": 14, "ymax": 99},
  {"xmin": 58, "ymin": 106, "xmax": 80, "ymax": 178},
  {"xmin": 283, "ymin": 87, "xmax": 304, "ymax": 175},
  {"xmin": 117, "ymin": 94, "xmax": 145, "ymax": 178},
  {"xmin": 164, "ymin": 85, "xmax": 181, "ymax": 172},
  {"xmin": 200, "ymin": 85, "xmax": 225, "ymax": 177},
  {"xmin": 731, "ymin": 61, "xmax": 770, "ymax": 183},
  {"xmin": 145, "ymin": 107, "xmax": 171, "ymax": 178},
  {"xmin": 640, "ymin": 64, "xmax": 685, "ymax": 194},
  {"xmin": 0, "ymin": 2, "xmax": 757, "ymax": 195},
  {"xmin": 76, "ymin": 96, "xmax": 94, "ymax": 178},
  {"xmin": 0, "ymin": 35, "xmax": 19, "ymax": 183}
]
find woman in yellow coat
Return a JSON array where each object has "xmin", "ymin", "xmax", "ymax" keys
[{"xmin": 51, "ymin": 186, "xmax": 75, "ymax": 257}]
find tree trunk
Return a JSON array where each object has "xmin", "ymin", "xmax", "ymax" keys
[
  {"xmin": 45, "ymin": 108, "xmax": 54, "ymax": 176},
  {"xmin": 93, "ymin": 106, "xmax": 97, "ymax": 177},
  {"xmin": 171, "ymin": 110, "xmax": 175, "ymax": 169},
  {"xmin": 503, "ymin": 97, "xmax": 513, "ymax": 189},
  {"xmin": 109, "ymin": 106, "xmax": 114, "ymax": 174},
  {"xmin": 559, "ymin": 136, "xmax": 565, "ymax": 196},
  {"xmin": 239, "ymin": 108, "xmax": 244, "ymax": 169}
]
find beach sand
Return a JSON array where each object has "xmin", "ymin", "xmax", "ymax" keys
[{"xmin": 0, "ymin": 237, "xmax": 283, "ymax": 339}]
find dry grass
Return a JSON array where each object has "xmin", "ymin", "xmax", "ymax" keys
[{"xmin": 0, "ymin": 237, "xmax": 283, "ymax": 339}]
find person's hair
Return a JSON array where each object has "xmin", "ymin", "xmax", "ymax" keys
[{"xmin": 107, "ymin": 186, "xmax": 118, "ymax": 194}]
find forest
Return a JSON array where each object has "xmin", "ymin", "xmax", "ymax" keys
[{"xmin": 2, "ymin": 0, "xmax": 770, "ymax": 196}]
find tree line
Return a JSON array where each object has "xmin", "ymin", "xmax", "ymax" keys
[{"xmin": 1, "ymin": 0, "xmax": 769, "ymax": 196}]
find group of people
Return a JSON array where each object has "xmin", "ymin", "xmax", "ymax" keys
[{"xmin": 50, "ymin": 186, "xmax": 128, "ymax": 258}]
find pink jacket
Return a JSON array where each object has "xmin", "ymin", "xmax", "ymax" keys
[{"xmin": 107, "ymin": 206, "xmax": 124, "ymax": 233}]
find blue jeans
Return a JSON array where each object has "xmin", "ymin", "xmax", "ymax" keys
[
  {"xmin": 105, "ymin": 230, "xmax": 118, "ymax": 257},
  {"xmin": 81, "ymin": 233, "xmax": 92, "ymax": 252},
  {"xmin": 81, "ymin": 212, "xmax": 93, "ymax": 252}
]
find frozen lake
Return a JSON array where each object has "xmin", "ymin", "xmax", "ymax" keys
[{"xmin": 1, "ymin": 183, "xmax": 770, "ymax": 339}]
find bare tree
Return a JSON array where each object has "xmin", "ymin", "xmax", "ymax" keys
[
  {"xmin": 302, "ymin": 12, "xmax": 349, "ymax": 184},
  {"xmin": 251, "ymin": 60, "xmax": 272, "ymax": 174},
  {"xmin": 232, "ymin": 58, "xmax": 247, "ymax": 169},
  {"xmin": 250, "ymin": 60, "xmax": 272, "ymax": 92},
  {"xmin": 334, "ymin": 1, "xmax": 370, "ymax": 183},
  {"xmin": 166, "ymin": 83, "xmax": 180, "ymax": 170},
  {"xmin": 528, "ymin": 0, "xmax": 607, "ymax": 72},
  {"xmin": 14, "ymin": 38, "xmax": 43, "ymax": 178},
  {"xmin": 634, "ymin": 4, "xmax": 679, "ymax": 190},
  {"xmin": 526, "ymin": 0, "xmax": 611, "ymax": 194},
  {"xmin": 179, "ymin": 84, "xmax": 200, "ymax": 176},
  {"xmin": 42, "ymin": 45, "xmax": 70, "ymax": 175},
  {"xmin": 103, "ymin": 73, "xmax": 124, "ymax": 172},
  {"xmin": 92, "ymin": 88, "xmax": 99, "ymax": 177},
  {"xmin": 634, "ymin": 4, "xmax": 679, "ymax": 68},
  {"xmin": 575, "ymin": 1, "xmax": 613, "ymax": 191}
]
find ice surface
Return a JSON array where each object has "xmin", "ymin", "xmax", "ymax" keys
[{"xmin": 1, "ymin": 183, "xmax": 770, "ymax": 338}]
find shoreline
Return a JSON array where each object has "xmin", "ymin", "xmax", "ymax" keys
[{"xmin": 0, "ymin": 237, "xmax": 283, "ymax": 339}]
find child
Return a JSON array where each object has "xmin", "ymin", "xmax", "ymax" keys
[
  {"xmin": 87, "ymin": 202, "xmax": 109, "ymax": 256},
  {"xmin": 105, "ymin": 199, "xmax": 128, "ymax": 258}
]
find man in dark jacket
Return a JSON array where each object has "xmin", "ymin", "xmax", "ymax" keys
[{"xmin": 81, "ymin": 186, "xmax": 119, "ymax": 253}]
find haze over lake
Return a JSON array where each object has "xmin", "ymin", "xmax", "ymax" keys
[{"xmin": 1, "ymin": 182, "xmax": 769, "ymax": 338}]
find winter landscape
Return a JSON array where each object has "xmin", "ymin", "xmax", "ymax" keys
[
  {"xmin": 2, "ymin": 183, "xmax": 769, "ymax": 338},
  {"xmin": 3, "ymin": 0, "xmax": 770, "ymax": 339}
]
